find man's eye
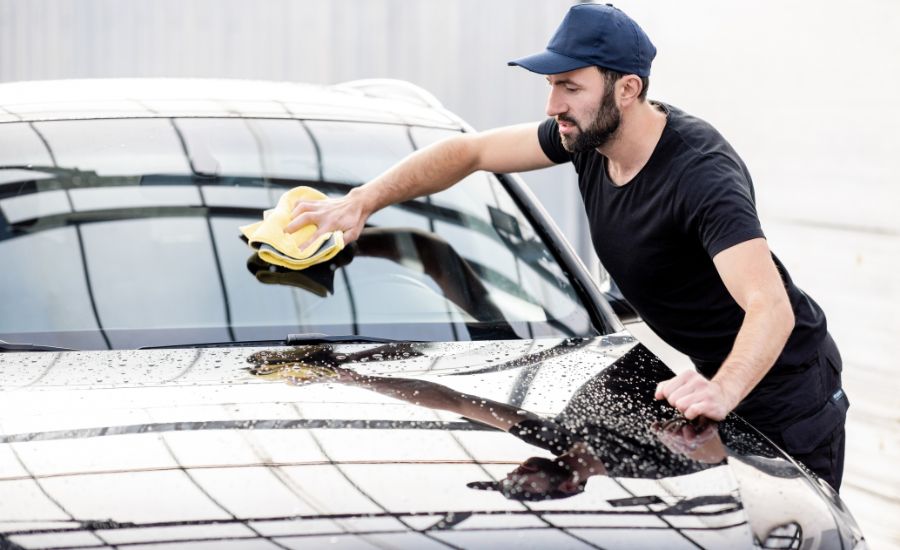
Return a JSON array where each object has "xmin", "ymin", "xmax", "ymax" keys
[{"xmin": 565, "ymin": 87, "xmax": 578, "ymax": 92}]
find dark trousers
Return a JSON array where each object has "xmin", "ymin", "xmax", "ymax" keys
[{"xmin": 734, "ymin": 333, "xmax": 848, "ymax": 491}]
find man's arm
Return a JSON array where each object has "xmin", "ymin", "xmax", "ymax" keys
[
  {"xmin": 334, "ymin": 369, "xmax": 540, "ymax": 432},
  {"xmin": 285, "ymin": 122, "xmax": 555, "ymax": 246},
  {"xmin": 655, "ymin": 238, "xmax": 795, "ymax": 420}
]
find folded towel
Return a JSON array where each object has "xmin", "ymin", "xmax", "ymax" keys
[
  {"xmin": 239, "ymin": 186, "xmax": 344, "ymax": 270},
  {"xmin": 246, "ymin": 245, "xmax": 355, "ymax": 297}
]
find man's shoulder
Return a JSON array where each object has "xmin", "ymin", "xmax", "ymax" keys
[
  {"xmin": 656, "ymin": 102, "xmax": 738, "ymax": 161},
  {"xmin": 654, "ymin": 101, "xmax": 751, "ymax": 189}
]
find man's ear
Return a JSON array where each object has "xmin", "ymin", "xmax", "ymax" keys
[
  {"xmin": 618, "ymin": 75, "xmax": 643, "ymax": 106},
  {"xmin": 558, "ymin": 478, "xmax": 582, "ymax": 494}
]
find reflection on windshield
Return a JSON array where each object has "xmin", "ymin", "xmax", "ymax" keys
[
  {"xmin": 0, "ymin": 118, "xmax": 597, "ymax": 349},
  {"xmin": 248, "ymin": 228, "xmax": 509, "ymax": 325}
]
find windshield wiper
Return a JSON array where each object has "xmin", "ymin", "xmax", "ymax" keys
[
  {"xmin": 0, "ymin": 164, "xmax": 95, "ymax": 178},
  {"xmin": 139, "ymin": 333, "xmax": 420, "ymax": 350},
  {"xmin": 0, "ymin": 339, "xmax": 75, "ymax": 352}
]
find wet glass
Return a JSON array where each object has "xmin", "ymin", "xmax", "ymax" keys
[
  {"xmin": 0, "ymin": 118, "xmax": 598, "ymax": 349},
  {"xmin": 175, "ymin": 118, "xmax": 319, "ymax": 179},
  {"xmin": 33, "ymin": 119, "xmax": 192, "ymax": 176},
  {"xmin": 0, "ymin": 122, "xmax": 54, "ymax": 167},
  {"xmin": 307, "ymin": 120, "xmax": 416, "ymax": 184}
]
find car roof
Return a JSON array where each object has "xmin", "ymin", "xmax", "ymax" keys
[{"xmin": 0, "ymin": 77, "xmax": 464, "ymax": 128}]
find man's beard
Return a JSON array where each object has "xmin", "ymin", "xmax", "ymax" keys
[{"xmin": 559, "ymin": 86, "xmax": 621, "ymax": 152}]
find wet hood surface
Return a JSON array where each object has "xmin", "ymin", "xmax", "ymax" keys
[{"xmin": 0, "ymin": 335, "xmax": 862, "ymax": 549}]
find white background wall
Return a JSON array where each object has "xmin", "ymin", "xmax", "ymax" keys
[{"xmin": 2, "ymin": 0, "xmax": 897, "ymax": 546}]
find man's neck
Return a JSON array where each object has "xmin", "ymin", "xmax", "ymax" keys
[{"xmin": 599, "ymin": 101, "xmax": 667, "ymax": 187}]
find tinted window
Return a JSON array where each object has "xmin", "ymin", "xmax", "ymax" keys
[
  {"xmin": 0, "ymin": 118, "xmax": 599, "ymax": 349},
  {"xmin": 34, "ymin": 119, "xmax": 191, "ymax": 176},
  {"xmin": 176, "ymin": 118, "xmax": 319, "ymax": 179},
  {"xmin": 308, "ymin": 121, "xmax": 415, "ymax": 183}
]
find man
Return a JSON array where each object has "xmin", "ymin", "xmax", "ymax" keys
[{"xmin": 286, "ymin": 3, "xmax": 848, "ymax": 490}]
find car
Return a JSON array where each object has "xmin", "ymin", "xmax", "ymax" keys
[{"xmin": 0, "ymin": 78, "xmax": 866, "ymax": 549}]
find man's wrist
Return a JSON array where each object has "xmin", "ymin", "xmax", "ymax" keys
[
  {"xmin": 710, "ymin": 371, "xmax": 745, "ymax": 412},
  {"xmin": 348, "ymin": 183, "xmax": 381, "ymax": 217}
]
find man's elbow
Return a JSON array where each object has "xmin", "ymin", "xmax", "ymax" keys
[
  {"xmin": 748, "ymin": 290, "xmax": 795, "ymax": 339},
  {"xmin": 442, "ymin": 133, "xmax": 481, "ymax": 175},
  {"xmin": 768, "ymin": 292, "xmax": 795, "ymax": 340}
]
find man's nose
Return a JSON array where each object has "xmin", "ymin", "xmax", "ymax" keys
[{"xmin": 545, "ymin": 87, "xmax": 566, "ymax": 118}]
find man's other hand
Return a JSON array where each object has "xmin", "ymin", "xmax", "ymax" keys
[{"xmin": 654, "ymin": 370, "xmax": 738, "ymax": 421}]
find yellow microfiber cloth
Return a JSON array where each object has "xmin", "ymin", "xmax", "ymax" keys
[{"xmin": 239, "ymin": 186, "xmax": 344, "ymax": 270}]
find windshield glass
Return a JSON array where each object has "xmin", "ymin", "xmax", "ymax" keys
[{"xmin": 0, "ymin": 118, "xmax": 599, "ymax": 349}]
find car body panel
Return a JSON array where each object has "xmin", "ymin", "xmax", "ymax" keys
[{"xmin": 0, "ymin": 335, "xmax": 862, "ymax": 549}]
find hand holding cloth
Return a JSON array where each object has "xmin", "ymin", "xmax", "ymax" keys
[{"xmin": 239, "ymin": 186, "xmax": 344, "ymax": 270}]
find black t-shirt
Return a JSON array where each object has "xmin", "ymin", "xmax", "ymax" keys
[{"xmin": 537, "ymin": 102, "xmax": 826, "ymax": 373}]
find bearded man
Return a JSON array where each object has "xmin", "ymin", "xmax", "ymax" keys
[{"xmin": 286, "ymin": 3, "xmax": 848, "ymax": 490}]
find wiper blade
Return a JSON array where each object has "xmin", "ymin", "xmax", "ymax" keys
[
  {"xmin": 139, "ymin": 333, "xmax": 418, "ymax": 350},
  {"xmin": 0, "ymin": 164, "xmax": 94, "ymax": 177},
  {"xmin": 285, "ymin": 333, "xmax": 415, "ymax": 345},
  {"xmin": 0, "ymin": 339, "xmax": 75, "ymax": 352}
]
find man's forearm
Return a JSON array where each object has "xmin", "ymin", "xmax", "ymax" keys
[
  {"xmin": 340, "ymin": 373, "xmax": 537, "ymax": 431},
  {"xmin": 287, "ymin": 123, "xmax": 548, "ymax": 241},
  {"xmin": 655, "ymin": 289, "xmax": 795, "ymax": 420},
  {"xmin": 350, "ymin": 134, "xmax": 479, "ymax": 216},
  {"xmin": 712, "ymin": 296, "xmax": 795, "ymax": 407},
  {"xmin": 655, "ymin": 237, "xmax": 799, "ymax": 420}
]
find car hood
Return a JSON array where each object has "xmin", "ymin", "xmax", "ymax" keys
[{"xmin": 0, "ymin": 333, "xmax": 864, "ymax": 549}]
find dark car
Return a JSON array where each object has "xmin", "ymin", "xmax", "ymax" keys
[{"xmin": 0, "ymin": 78, "xmax": 865, "ymax": 549}]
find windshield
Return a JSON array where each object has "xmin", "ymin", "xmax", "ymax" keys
[{"xmin": 0, "ymin": 117, "xmax": 599, "ymax": 349}]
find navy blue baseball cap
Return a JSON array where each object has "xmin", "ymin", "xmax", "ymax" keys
[{"xmin": 508, "ymin": 3, "xmax": 656, "ymax": 77}]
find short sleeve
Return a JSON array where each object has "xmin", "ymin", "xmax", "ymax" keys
[
  {"xmin": 537, "ymin": 118, "xmax": 573, "ymax": 164},
  {"xmin": 677, "ymin": 154, "xmax": 765, "ymax": 258},
  {"xmin": 509, "ymin": 418, "xmax": 574, "ymax": 454}
]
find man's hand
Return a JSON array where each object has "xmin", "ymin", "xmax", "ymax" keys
[
  {"xmin": 285, "ymin": 190, "xmax": 369, "ymax": 250},
  {"xmin": 651, "ymin": 416, "xmax": 727, "ymax": 464},
  {"xmin": 654, "ymin": 370, "xmax": 739, "ymax": 421}
]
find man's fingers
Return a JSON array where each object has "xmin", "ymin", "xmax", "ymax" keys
[
  {"xmin": 691, "ymin": 422, "xmax": 717, "ymax": 445},
  {"xmin": 654, "ymin": 381, "xmax": 667, "ymax": 400},
  {"xmin": 296, "ymin": 228, "xmax": 327, "ymax": 252},
  {"xmin": 680, "ymin": 424, "xmax": 698, "ymax": 444},
  {"xmin": 341, "ymin": 225, "xmax": 361, "ymax": 244},
  {"xmin": 291, "ymin": 199, "xmax": 320, "ymax": 218},
  {"xmin": 683, "ymin": 401, "xmax": 707, "ymax": 420},
  {"xmin": 655, "ymin": 372, "xmax": 685, "ymax": 399},
  {"xmin": 285, "ymin": 210, "xmax": 319, "ymax": 234},
  {"xmin": 655, "ymin": 370, "xmax": 700, "ymax": 400},
  {"xmin": 667, "ymin": 381, "xmax": 702, "ymax": 407}
]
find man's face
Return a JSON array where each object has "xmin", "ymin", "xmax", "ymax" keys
[
  {"xmin": 545, "ymin": 67, "xmax": 621, "ymax": 152},
  {"xmin": 501, "ymin": 456, "xmax": 576, "ymax": 497}
]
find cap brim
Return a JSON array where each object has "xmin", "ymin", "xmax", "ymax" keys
[{"xmin": 507, "ymin": 49, "xmax": 591, "ymax": 75}]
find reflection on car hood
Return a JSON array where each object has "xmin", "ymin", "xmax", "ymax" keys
[{"xmin": 0, "ymin": 334, "xmax": 863, "ymax": 549}]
